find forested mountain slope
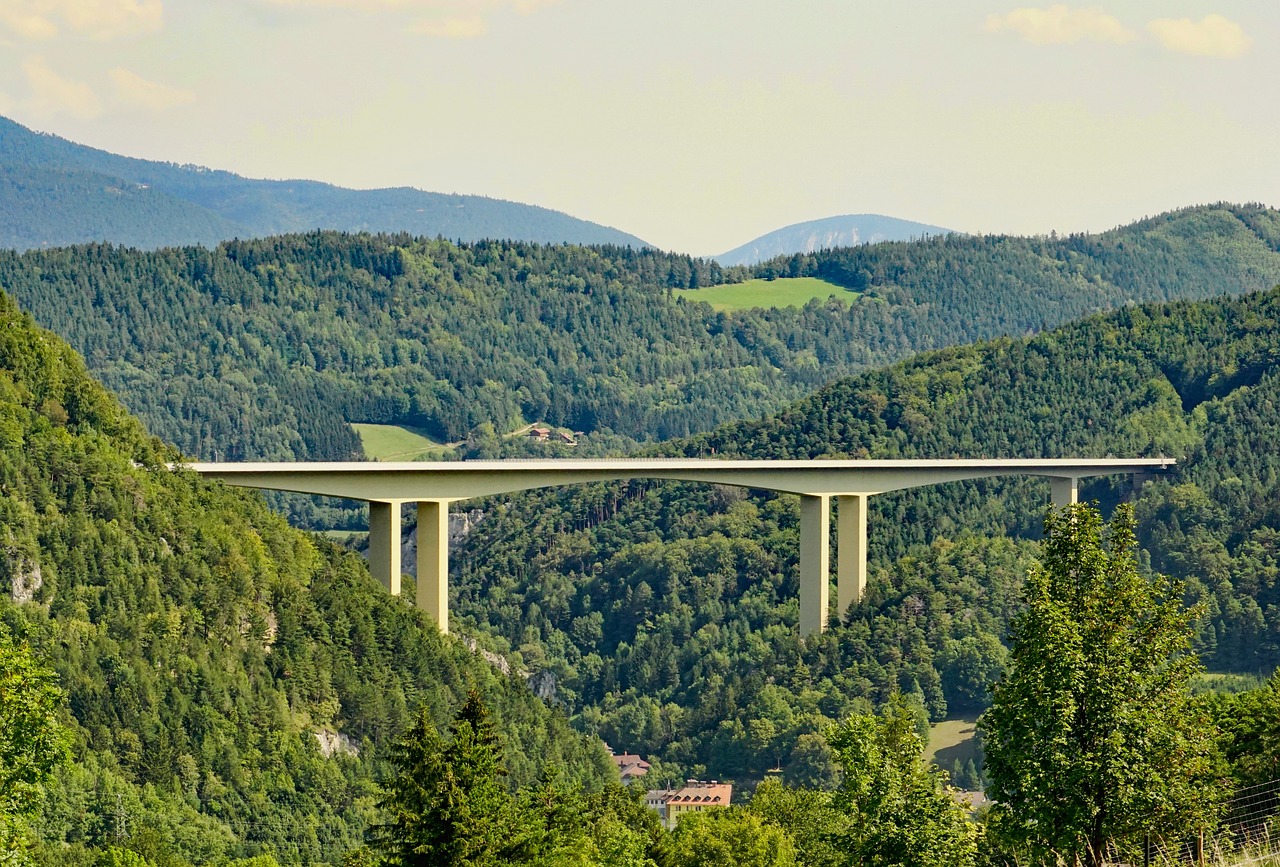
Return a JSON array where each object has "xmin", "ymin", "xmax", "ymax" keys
[
  {"xmin": 2, "ymin": 204, "xmax": 1279, "ymax": 470},
  {"xmin": 0, "ymin": 116, "xmax": 648, "ymax": 250},
  {"xmin": 448, "ymin": 286, "xmax": 1280, "ymax": 786},
  {"xmin": 0, "ymin": 291, "xmax": 612, "ymax": 864}
]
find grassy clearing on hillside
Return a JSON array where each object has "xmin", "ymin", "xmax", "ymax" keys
[
  {"xmin": 352, "ymin": 423, "xmax": 452, "ymax": 461},
  {"xmin": 1192, "ymin": 671, "xmax": 1268, "ymax": 695},
  {"xmin": 675, "ymin": 277, "xmax": 857, "ymax": 311},
  {"xmin": 925, "ymin": 715, "xmax": 981, "ymax": 772},
  {"xmin": 320, "ymin": 529, "xmax": 366, "ymax": 545}
]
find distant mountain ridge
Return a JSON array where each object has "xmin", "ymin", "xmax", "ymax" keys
[
  {"xmin": 0, "ymin": 116, "xmax": 651, "ymax": 250},
  {"xmin": 717, "ymin": 213, "xmax": 955, "ymax": 265}
]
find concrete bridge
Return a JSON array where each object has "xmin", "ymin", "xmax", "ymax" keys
[{"xmin": 188, "ymin": 458, "xmax": 1174, "ymax": 636}]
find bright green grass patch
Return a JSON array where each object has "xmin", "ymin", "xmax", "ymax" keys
[
  {"xmin": 352, "ymin": 423, "xmax": 452, "ymax": 461},
  {"xmin": 924, "ymin": 715, "xmax": 980, "ymax": 771},
  {"xmin": 674, "ymin": 277, "xmax": 857, "ymax": 311},
  {"xmin": 320, "ymin": 529, "xmax": 366, "ymax": 545},
  {"xmin": 1191, "ymin": 671, "xmax": 1267, "ymax": 695}
]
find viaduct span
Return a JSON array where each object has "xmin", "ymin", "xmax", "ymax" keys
[{"xmin": 189, "ymin": 458, "xmax": 1174, "ymax": 636}]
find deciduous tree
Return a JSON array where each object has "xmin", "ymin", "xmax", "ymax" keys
[
  {"xmin": 981, "ymin": 503, "xmax": 1220, "ymax": 867},
  {"xmin": 0, "ymin": 623, "xmax": 67, "ymax": 864}
]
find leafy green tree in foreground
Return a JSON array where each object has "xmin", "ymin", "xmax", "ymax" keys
[
  {"xmin": 827, "ymin": 694, "xmax": 976, "ymax": 867},
  {"xmin": 0, "ymin": 623, "xmax": 67, "ymax": 865},
  {"xmin": 665, "ymin": 809, "xmax": 796, "ymax": 867},
  {"xmin": 982, "ymin": 503, "xmax": 1220, "ymax": 867}
]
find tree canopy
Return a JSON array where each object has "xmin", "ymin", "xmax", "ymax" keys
[
  {"xmin": 0, "ymin": 622, "xmax": 67, "ymax": 863},
  {"xmin": 981, "ymin": 503, "xmax": 1219, "ymax": 867}
]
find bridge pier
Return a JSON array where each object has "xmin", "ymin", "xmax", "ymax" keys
[
  {"xmin": 1050, "ymin": 476, "xmax": 1078, "ymax": 508},
  {"xmin": 799, "ymin": 495, "xmax": 830, "ymax": 636},
  {"xmin": 837, "ymin": 494, "xmax": 868, "ymax": 619},
  {"xmin": 368, "ymin": 501, "xmax": 403, "ymax": 596},
  {"xmin": 416, "ymin": 500, "xmax": 450, "ymax": 633}
]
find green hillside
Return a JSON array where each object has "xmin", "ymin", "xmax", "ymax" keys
[
  {"xmin": 448, "ymin": 285, "xmax": 1280, "ymax": 785},
  {"xmin": 0, "ymin": 292, "xmax": 612, "ymax": 863},
  {"xmin": 2, "ymin": 204, "xmax": 1279, "ymax": 487},
  {"xmin": 0, "ymin": 116, "xmax": 649, "ymax": 251}
]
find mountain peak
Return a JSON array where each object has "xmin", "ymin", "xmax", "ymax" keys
[
  {"xmin": 0, "ymin": 115, "xmax": 651, "ymax": 250},
  {"xmin": 717, "ymin": 213, "xmax": 955, "ymax": 266}
]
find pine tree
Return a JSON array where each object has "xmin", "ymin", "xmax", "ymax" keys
[{"xmin": 371, "ymin": 689, "xmax": 518, "ymax": 866}]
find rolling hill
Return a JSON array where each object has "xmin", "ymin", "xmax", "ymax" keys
[
  {"xmin": 0, "ymin": 290, "xmax": 612, "ymax": 862},
  {"xmin": 0, "ymin": 116, "xmax": 650, "ymax": 250},
  {"xmin": 716, "ymin": 213, "xmax": 954, "ymax": 266},
  {"xmin": 0, "ymin": 204, "xmax": 1276, "ymax": 485},
  {"xmin": 447, "ymin": 284, "xmax": 1280, "ymax": 786}
]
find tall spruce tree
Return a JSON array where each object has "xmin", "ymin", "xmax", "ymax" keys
[
  {"xmin": 981, "ymin": 504, "xmax": 1220, "ymax": 867},
  {"xmin": 371, "ymin": 689, "xmax": 517, "ymax": 866}
]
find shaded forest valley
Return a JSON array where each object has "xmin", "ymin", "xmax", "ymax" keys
[{"xmin": 7, "ymin": 210, "xmax": 1280, "ymax": 865}]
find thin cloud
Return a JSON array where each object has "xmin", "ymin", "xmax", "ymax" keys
[
  {"xmin": 985, "ymin": 5, "xmax": 1136, "ymax": 45},
  {"xmin": 23, "ymin": 55, "xmax": 101, "ymax": 119},
  {"xmin": 110, "ymin": 67, "xmax": 195, "ymax": 110},
  {"xmin": 411, "ymin": 15, "xmax": 486, "ymax": 37},
  {"xmin": 257, "ymin": 0, "xmax": 562, "ymax": 35},
  {"xmin": 1148, "ymin": 14, "xmax": 1251, "ymax": 59},
  {"xmin": 0, "ymin": 0, "xmax": 162, "ymax": 41}
]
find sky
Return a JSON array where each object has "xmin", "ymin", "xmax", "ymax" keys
[{"xmin": 0, "ymin": 0, "xmax": 1276, "ymax": 254}]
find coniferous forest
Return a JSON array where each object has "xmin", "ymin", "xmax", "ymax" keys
[
  {"xmin": 7, "ymin": 211, "xmax": 1280, "ymax": 866},
  {"xmin": 1, "ymin": 204, "xmax": 1277, "ymax": 468}
]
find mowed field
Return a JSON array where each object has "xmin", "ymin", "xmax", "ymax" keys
[
  {"xmin": 925, "ymin": 715, "xmax": 981, "ymax": 771},
  {"xmin": 674, "ymin": 276, "xmax": 857, "ymax": 311},
  {"xmin": 352, "ymin": 423, "xmax": 453, "ymax": 461}
]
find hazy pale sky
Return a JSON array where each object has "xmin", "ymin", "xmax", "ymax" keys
[{"xmin": 0, "ymin": 0, "xmax": 1275, "ymax": 254}]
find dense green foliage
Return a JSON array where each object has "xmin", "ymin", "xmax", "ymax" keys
[
  {"xmin": 982, "ymin": 504, "xmax": 1218, "ymax": 867},
  {"xmin": 0, "ymin": 291, "xmax": 612, "ymax": 865},
  {"xmin": 0, "ymin": 623, "xmax": 68, "ymax": 863},
  {"xmin": 826, "ymin": 695, "xmax": 975, "ymax": 867},
  {"xmin": 2, "ymin": 204, "xmax": 1278, "ymax": 481},
  {"xmin": 371, "ymin": 690, "xmax": 667, "ymax": 867},
  {"xmin": 371, "ymin": 691, "xmax": 518, "ymax": 865},
  {"xmin": 368, "ymin": 688, "xmax": 975, "ymax": 867},
  {"xmin": 0, "ymin": 116, "xmax": 649, "ymax": 251},
  {"xmin": 450, "ymin": 284, "xmax": 1280, "ymax": 784}
]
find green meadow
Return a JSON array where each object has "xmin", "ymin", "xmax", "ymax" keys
[
  {"xmin": 675, "ymin": 276, "xmax": 857, "ymax": 311},
  {"xmin": 924, "ymin": 715, "xmax": 981, "ymax": 772},
  {"xmin": 352, "ymin": 423, "xmax": 452, "ymax": 461}
]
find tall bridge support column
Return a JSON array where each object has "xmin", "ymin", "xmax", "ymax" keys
[
  {"xmin": 417, "ymin": 500, "xmax": 450, "ymax": 634},
  {"xmin": 837, "ymin": 494, "xmax": 868, "ymax": 620},
  {"xmin": 799, "ymin": 494, "xmax": 831, "ymax": 636},
  {"xmin": 368, "ymin": 500, "xmax": 403, "ymax": 596},
  {"xmin": 1050, "ymin": 477, "xmax": 1078, "ymax": 508}
]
